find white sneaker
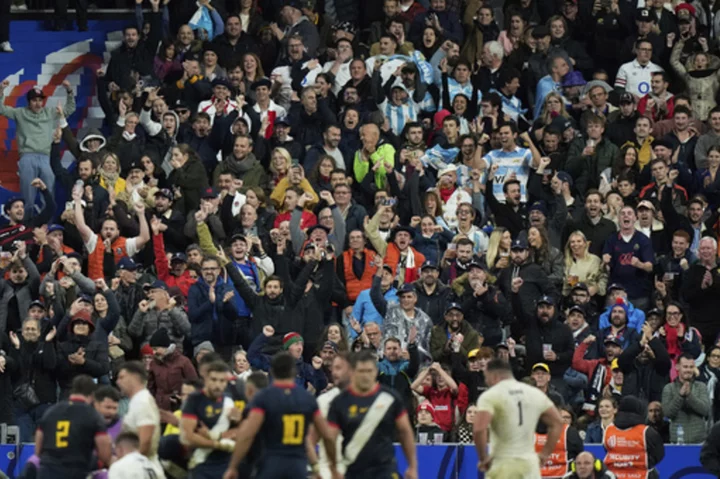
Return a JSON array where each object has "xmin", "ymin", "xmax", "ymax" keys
[{"xmin": 0, "ymin": 42, "xmax": 13, "ymax": 53}]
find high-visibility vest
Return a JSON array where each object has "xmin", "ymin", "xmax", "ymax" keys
[
  {"xmin": 535, "ymin": 423, "xmax": 570, "ymax": 478},
  {"xmin": 603, "ymin": 423, "xmax": 650, "ymax": 479}
]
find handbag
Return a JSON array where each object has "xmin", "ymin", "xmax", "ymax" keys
[{"xmin": 13, "ymin": 369, "xmax": 39, "ymax": 410}]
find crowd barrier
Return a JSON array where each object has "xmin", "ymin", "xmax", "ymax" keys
[{"xmin": 0, "ymin": 443, "xmax": 715, "ymax": 478}]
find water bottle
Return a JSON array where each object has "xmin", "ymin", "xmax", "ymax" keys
[
  {"xmin": 676, "ymin": 424, "xmax": 685, "ymax": 445},
  {"xmin": 72, "ymin": 179, "xmax": 84, "ymax": 197}
]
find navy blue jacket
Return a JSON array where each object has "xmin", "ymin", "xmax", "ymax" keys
[{"xmin": 187, "ymin": 276, "xmax": 239, "ymax": 346}]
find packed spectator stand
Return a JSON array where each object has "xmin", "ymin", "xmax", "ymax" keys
[{"xmin": 5, "ymin": 0, "xmax": 720, "ymax": 476}]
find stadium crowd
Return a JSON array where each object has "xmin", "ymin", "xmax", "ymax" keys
[{"xmin": 6, "ymin": 0, "xmax": 720, "ymax": 476}]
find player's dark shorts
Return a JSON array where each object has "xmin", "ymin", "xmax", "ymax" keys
[
  {"xmin": 38, "ymin": 465, "xmax": 90, "ymax": 479},
  {"xmin": 346, "ymin": 465, "xmax": 401, "ymax": 479},
  {"xmin": 189, "ymin": 461, "xmax": 228, "ymax": 479},
  {"xmin": 255, "ymin": 456, "xmax": 307, "ymax": 479}
]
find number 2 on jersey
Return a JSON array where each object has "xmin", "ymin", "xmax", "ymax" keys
[
  {"xmin": 282, "ymin": 414, "xmax": 305, "ymax": 445},
  {"xmin": 56, "ymin": 420, "xmax": 70, "ymax": 448},
  {"xmin": 517, "ymin": 401, "xmax": 523, "ymax": 426}
]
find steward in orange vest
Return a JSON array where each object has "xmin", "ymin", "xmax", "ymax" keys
[
  {"xmin": 534, "ymin": 422, "xmax": 583, "ymax": 478},
  {"xmin": 603, "ymin": 396, "xmax": 665, "ymax": 479}
]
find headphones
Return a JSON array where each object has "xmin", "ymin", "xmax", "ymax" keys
[{"xmin": 569, "ymin": 458, "xmax": 604, "ymax": 473}]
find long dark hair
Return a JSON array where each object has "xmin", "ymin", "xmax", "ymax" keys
[{"xmin": 612, "ymin": 144, "xmax": 640, "ymax": 181}]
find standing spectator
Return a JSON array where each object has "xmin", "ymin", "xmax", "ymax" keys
[
  {"xmin": 56, "ymin": 310, "xmax": 109, "ymax": 399},
  {"xmin": 128, "ymin": 280, "xmax": 191, "ymax": 348},
  {"xmin": 104, "ymin": 12, "xmax": 162, "ymax": 91},
  {"xmin": 273, "ymin": 1, "xmax": 320, "ymax": 59},
  {"xmin": 8, "ymin": 318, "xmax": 57, "ymax": 443},
  {"xmin": 617, "ymin": 323, "xmax": 671, "ymax": 404},
  {"xmin": 429, "ymin": 303, "xmax": 481, "ymax": 364},
  {"xmin": 0, "ymin": 79, "xmax": 75, "ymax": 207},
  {"xmin": 647, "ymin": 401, "xmax": 670, "ymax": 443},
  {"xmin": 602, "ymin": 206, "xmax": 654, "ymax": 310},
  {"xmin": 682, "ymin": 236, "xmax": 720, "ymax": 351},
  {"xmin": 147, "ymin": 328, "xmax": 198, "ymax": 412},
  {"xmin": 662, "ymin": 353, "xmax": 710, "ymax": 443},
  {"xmin": 614, "ymin": 39, "xmax": 664, "ymax": 98},
  {"xmin": 585, "ymin": 397, "xmax": 618, "ymax": 443},
  {"xmin": 187, "ymin": 254, "xmax": 239, "ymax": 358}
]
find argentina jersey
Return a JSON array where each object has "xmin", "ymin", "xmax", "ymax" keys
[
  {"xmin": 440, "ymin": 77, "xmax": 482, "ymax": 109},
  {"xmin": 482, "ymin": 147, "xmax": 533, "ymax": 203}
]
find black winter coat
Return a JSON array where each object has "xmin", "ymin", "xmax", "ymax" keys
[
  {"xmin": 617, "ymin": 337, "xmax": 671, "ymax": 404},
  {"xmin": 106, "ymin": 11, "xmax": 162, "ymax": 91},
  {"xmin": 56, "ymin": 334, "xmax": 110, "ymax": 398},
  {"xmin": 9, "ymin": 338, "xmax": 57, "ymax": 406},
  {"xmin": 229, "ymin": 255, "xmax": 316, "ymax": 337},
  {"xmin": 511, "ymin": 293, "xmax": 574, "ymax": 378}
]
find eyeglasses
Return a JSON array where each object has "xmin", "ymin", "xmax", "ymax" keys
[
  {"xmin": 667, "ymin": 311, "xmax": 682, "ymax": 316},
  {"xmin": 709, "ymin": 354, "xmax": 720, "ymax": 359}
]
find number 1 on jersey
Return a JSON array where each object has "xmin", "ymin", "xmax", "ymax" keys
[
  {"xmin": 517, "ymin": 401, "xmax": 523, "ymax": 426},
  {"xmin": 282, "ymin": 414, "xmax": 305, "ymax": 445}
]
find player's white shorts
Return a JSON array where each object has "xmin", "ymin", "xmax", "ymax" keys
[{"xmin": 486, "ymin": 456, "xmax": 542, "ymax": 479}]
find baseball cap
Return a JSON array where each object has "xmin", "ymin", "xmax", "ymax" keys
[
  {"xmin": 572, "ymin": 282, "xmax": 589, "ymax": 293},
  {"xmin": 274, "ymin": 116, "xmax": 291, "ymax": 126},
  {"xmin": 170, "ymin": 252, "xmax": 187, "ymax": 263},
  {"xmin": 467, "ymin": 348, "xmax": 481, "ymax": 359},
  {"xmin": 607, "ymin": 283, "xmax": 625, "ymax": 292},
  {"xmin": 117, "ymin": 257, "xmax": 139, "ymax": 271},
  {"xmin": 331, "ymin": 21, "xmax": 357, "ymax": 35},
  {"xmin": 211, "ymin": 78, "xmax": 233, "ymax": 90},
  {"xmin": 201, "ymin": 187, "xmax": 220, "ymax": 199},
  {"xmin": 322, "ymin": 341, "xmax": 338, "ymax": 352},
  {"xmin": 250, "ymin": 77, "xmax": 272, "ymax": 90},
  {"xmin": 637, "ymin": 200, "xmax": 655, "ymax": 211},
  {"xmin": 556, "ymin": 171, "xmax": 573, "ymax": 187},
  {"xmin": 47, "ymin": 224, "xmax": 65, "ymax": 234},
  {"xmin": 397, "ymin": 283, "xmax": 416, "ymax": 295},
  {"xmin": 444, "ymin": 302, "xmax": 463, "ymax": 315},
  {"xmin": 568, "ymin": 304, "xmax": 586, "ymax": 317},
  {"xmin": 532, "ymin": 363, "xmax": 550, "ymax": 373},
  {"xmin": 651, "ymin": 138, "xmax": 673, "ymax": 150},
  {"xmin": 604, "ymin": 335, "xmax": 622, "ymax": 347},
  {"xmin": 511, "ymin": 237, "xmax": 528, "ymax": 250},
  {"xmin": 636, "ymin": 8, "xmax": 653, "ymax": 21},
  {"xmin": 537, "ymin": 295, "xmax": 554, "ymax": 307},
  {"xmin": 28, "ymin": 299, "xmax": 45, "ymax": 311},
  {"xmin": 149, "ymin": 280, "xmax": 169, "ymax": 291},
  {"xmin": 420, "ymin": 260, "xmax": 439, "ymax": 271},
  {"xmin": 610, "ymin": 358, "xmax": 621, "ymax": 370},
  {"xmin": 154, "ymin": 188, "xmax": 174, "ymax": 201},
  {"xmin": 619, "ymin": 92, "xmax": 636, "ymax": 105}
]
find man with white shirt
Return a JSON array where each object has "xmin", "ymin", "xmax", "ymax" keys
[
  {"xmin": 116, "ymin": 361, "xmax": 165, "ymax": 478},
  {"xmin": 615, "ymin": 39, "xmax": 663, "ymax": 98},
  {"xmin": 323, "ymin": 38, "xmax": 354, "ymax": 95},
  {"xmin": 109, "ymin": 432, "xmax": 164, "ymax": 479},
  {"xmin": 251, "ymin": 77, "xmax": 287, "ymax": 135}
]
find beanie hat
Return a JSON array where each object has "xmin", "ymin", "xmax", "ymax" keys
[
  {"xmin": 140, "ymin": 344, "xmax": 154, "ymax": 357},
  {"xmin": 611, "ymin": 297, "xmax": 629, "ymax": 316},
  {"xmin": 193, "ymin": 341, "xmax": 215, "ymax": 357},
  {"xmin": 149, "ymin": 328, "xmax": 171, "ymax": 348},
  {"xmin": 69, "ymin": 310, "xmax": 94, "ymax": 332},
  {"xmin": 416, "ymin": 401, "xmax": 436, "ymax": 421},
  {"xmin": 283, "ymin": 332, "xmax": 304, "ymax": 350}
]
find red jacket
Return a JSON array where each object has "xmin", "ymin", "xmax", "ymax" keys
[
  {"xmin": 637, "ymin": 94, "xmax": 675, "ymax": 122},
  {"xmin": 153, "ymin": 232, "xmax": 196, "ymax": 298},
  {"xmin": 571, "ymin": 342, "xmax": 611, "ymax": 388},
  {"xmin": 422, "ymin": 385, "xmax": 456, "ymax": 432}
]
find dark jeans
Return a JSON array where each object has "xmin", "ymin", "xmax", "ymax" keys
[
  {"xmin": 14, "ymin": 402, "xmax": 52, "ymax": 443},
  {"xmin": 0, "ymin": 0, "xmax": 10, "ymax": 43},
  {"xmin": 54, "ymin": 0, "xmax": 88, "ymax": 29}
]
